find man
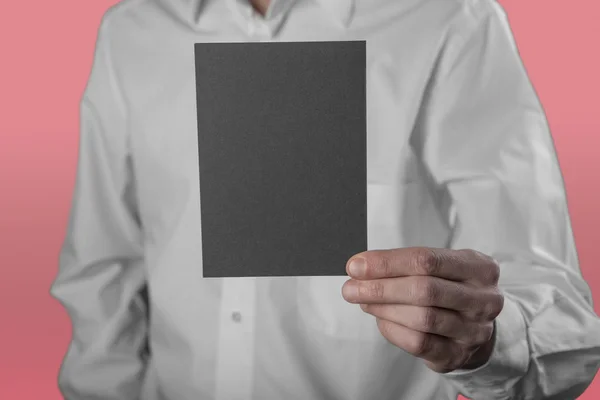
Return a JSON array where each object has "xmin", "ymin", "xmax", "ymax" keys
[{"xmin": 50, "ymin": 0, "xmax": 600, "ymax": 399}]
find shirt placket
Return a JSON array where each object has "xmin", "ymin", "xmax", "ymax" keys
[
  {"xmin": 214, "ymin": 278, "xmax": 257, "ymax": 400},
  {"xmin": 215, "ymin": 7, "xmax": 276, "ymax": 400}
]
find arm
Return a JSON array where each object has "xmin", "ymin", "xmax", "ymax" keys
[
  {"xmin": 50, "ymin": 11, "xmax": 149, "ymax": 400},
  {"xmin": 413, "ymin": 1, "xmax": 600, "ymax": 399}
]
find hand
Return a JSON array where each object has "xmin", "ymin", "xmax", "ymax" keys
[{"xmin": 341, "ymin": 247, "xmax": 504, "ymax": 373}]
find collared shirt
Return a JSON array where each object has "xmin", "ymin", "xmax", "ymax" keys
[{"xmin": 50, "ymin": 0, "xmax": 600, "ymax": 399}]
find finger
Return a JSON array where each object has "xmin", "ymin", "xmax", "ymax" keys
[
  {"xmin": 361, "ymin": 304, "xmax": 494, "ymax": 346},
  {"xmin": 344, "ymin": 276, "xmax": 504, "ymax": 320},
  {"xmin": 342, "ymin": 276, "xmax": 475, "ymax": 311},
  {"xmin": 346, "ymin": 247, "xmax": 500, "ymax": 286},
  {"xmin": 375, "ymin": 318, "xmax": 470, "ymax": 373}
]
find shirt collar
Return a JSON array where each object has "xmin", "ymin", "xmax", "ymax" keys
[{"xmin": 226, "ymin": 0, "xmax": 356, "ymax": 29}]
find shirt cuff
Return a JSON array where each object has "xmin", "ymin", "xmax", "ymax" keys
[{"xmin": 441, "ymin": 294, "xmax": 530, "ymax": 399}]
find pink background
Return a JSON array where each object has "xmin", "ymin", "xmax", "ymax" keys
[{"xmin": 0, "ymin": 1, "xmax": 598, "ymax": 398}]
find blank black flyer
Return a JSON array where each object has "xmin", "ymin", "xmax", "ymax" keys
[{"xmin": 194, "ymin": 40, "xmax": 366, "ymax": 277}]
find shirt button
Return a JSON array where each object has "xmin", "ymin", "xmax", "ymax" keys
[{"xmin": 231, "ymin": 311, "xmax": 242, "ymax": 323}]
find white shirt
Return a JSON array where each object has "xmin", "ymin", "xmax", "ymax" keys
[{"xmin": 50, "ymin": 0, "xmax": 600, "ymax": 399}]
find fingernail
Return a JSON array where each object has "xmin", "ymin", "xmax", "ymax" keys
[
  {"xmin": 348, "ymin": 257, "xmax": 366, "ymax": 278},
  {"xmin": 342, "ymin": 281, "xmax": 359, "ymax": 302}
]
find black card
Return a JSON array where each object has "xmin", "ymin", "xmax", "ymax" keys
[{"xmin": 194, "ymin": 41, "xmax": 367, "ymax": 277}]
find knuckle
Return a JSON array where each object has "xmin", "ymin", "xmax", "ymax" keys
[
  {"xmin": 480, "ymin": 292, "xmax": 504, "ymax": 321},
  {"xmin": 411, "ymin": 333, "xmax": 433, "ymax": 356},
  {"xmin": 418, "ymin": 307, "xmax": 439, "ymax": 331},
  {"xmin": 474, "ymin": 252, "xmax": 501, "ymax": 285},
  {"xmin": 468, "ymin": 305, "xmax": 488, "ymax": 322},
  {"xmin": 461, "ymin": 300, "xmax": 483, "ymax": 321},
  {"xmin": 465, "ymin": 249, "xmax": 501, "ymax": 285},
  {"xmin": 487, "ymin": 259, "xmax": 501, "ymax": 284},
  {"xmin": 412, "ymin": 277, "xmax": 438, "ymax": 305},
  {"xmin": 465, "ymin": 291, "xmax": 503, "ymax": 322},
  {"xmin": 378, "ymin": 254, "xmax": 393, "ymax": 277},
  {"xmin": 414, "ymin": 248, "xmax": 442, "ymax": 275},
  {"xmin": 489, "ymin": 293, "xmax": 505, "ymax": 319}
]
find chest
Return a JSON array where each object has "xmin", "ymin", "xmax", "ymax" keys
[{"xmin": 118, "ymin": 20, "xmax": 444, "ymax": 250}]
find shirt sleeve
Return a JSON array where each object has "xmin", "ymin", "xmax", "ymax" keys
[
  {"xmin": 49, "ymin": 10, "xmax": 149, "ymax": 400},
  {"xmin": 411, "ymin": 1, "xmax": 600, "ymax": 399}
]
